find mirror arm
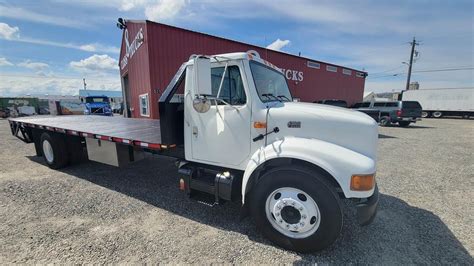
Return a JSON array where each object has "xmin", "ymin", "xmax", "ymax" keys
[{"xmin": 216, "ymin": 63, "xmax": 228, "ymax": 99}]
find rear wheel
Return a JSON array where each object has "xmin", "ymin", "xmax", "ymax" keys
[
  {"xmin": 379, "ymin": 116, "xmax": 390, "ymax": 126},
  {"xmin": 398, "ymin": 121, "xmax": 410, "ymax": 127},
  {"xmin": 421, "ymin": 111, "xmax": 430, "ymax": 118},
  {"xmin": 40, "ymin": 132, "xmax": 69, "ymax": 169},
  {"xmin": 250, "ymin": 166, "xmax": 342, "ymax": 253},
  {"xmin": 432, "ymin": 111, "xmax": 443, "ymax": 118}
]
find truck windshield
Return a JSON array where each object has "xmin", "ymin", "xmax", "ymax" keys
[
  {"xmin": 86, "ymin": 97, "xmax": 109, "ymax": 103},
  {"xmin": 250, "ymin": 61, "xmax": 292, "ymax": 103}
]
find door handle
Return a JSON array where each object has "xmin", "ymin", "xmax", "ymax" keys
[{"xmin": 192, "ymin": 126, "xmax": 198, "ymax": 136}]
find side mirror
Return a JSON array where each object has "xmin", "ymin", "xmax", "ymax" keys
[
  {"xmin": 193, "ymin": 96, "xmax": 211, "ymax": 113},
  {"xmin": 193, "ymin": 56, "xmax": 212, "ymax": 96}
]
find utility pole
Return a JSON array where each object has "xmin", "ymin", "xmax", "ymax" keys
[
  {"xmin": 405, "ymin": 37, "xmax": 419, "ymax": 91},
  {"xmin": 83, "ymin": 78, "xmax": 87, "ymax": 90}
]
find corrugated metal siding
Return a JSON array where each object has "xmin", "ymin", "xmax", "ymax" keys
[
  {"xmin": 121, "ymin": 21, "xmax": 366, "ymax": 119},
  {"xmin": 119, "ymin": 22, "xmax": 155, "ymax": 119}
]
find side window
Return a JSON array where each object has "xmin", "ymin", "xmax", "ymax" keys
[
  {"xmin": 211, "ymin": 66, "xmax": 246, "ymax": 105},
  {"xmin": 139, "ymin": 93, "xmax": 149, "ymax": 117},
  {"xmin": 169, "ymin": 73, "xmax": 185, "ymax": 103},
  {"xmin": 386, "ymin": 102, "xmax": 398, "ymax": 107},
  {"xmin": 374, "ymin": 102, "xmax": 385, "ymax": 107},
  {"xmin": 361, "ymin": 102, "xmax": 370, "ymax": 108}
]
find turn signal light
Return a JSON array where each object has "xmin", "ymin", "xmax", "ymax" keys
[
  {"xmin": 350, "ymin": 174, "xmax": 375, "ymax": 191},
  {"xmin": 179, "ymin": 178, "xmax": 185, "ymax": 191},
  {"xmin": 253, "ymin": 121, "xmax": 267, "ymax": 128}
]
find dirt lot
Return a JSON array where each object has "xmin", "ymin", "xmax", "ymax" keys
[{"xmin": 0, "ymin": 118, "xmax": 472, "ymax": 264}]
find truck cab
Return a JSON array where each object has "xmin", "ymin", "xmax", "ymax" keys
[
  {"xmin": 159, "ymin": 51, "xmax": 379, "ymax": 252},
  {"xmin": 83, "ymin": 96, "xmax": 113, "ymax": 116}
]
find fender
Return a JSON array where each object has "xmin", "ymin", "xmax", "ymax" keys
[{"xmin": 241, "ymin": 137, "xmax": 376, "ymax": 203}]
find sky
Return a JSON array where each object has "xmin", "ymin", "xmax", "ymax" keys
[{"xmin": 0, "ymin": 0, "xmax": 473, "ymax": 96}]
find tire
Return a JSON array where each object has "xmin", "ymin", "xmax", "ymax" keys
[
  {"xmin": 421, "ymin": 111, "xmax": 430, "ymax": 118},
  {"xmin": 432, "ymin": 111, "xmax": 443, "ymax": 118},
  {"xmin": 398, "ymin": 121, "xmax": 410, "ymax": 127},
  {"xmin": 40, "ymin": 132, "xmax": 69, "ymax": 169},
  {"xmin": 250, "ymin": 166, "xmax": 343, "ymax": 253},
  {"xmin": 379, "ymin": 116, "xmax": 390, "ymax": 127}
]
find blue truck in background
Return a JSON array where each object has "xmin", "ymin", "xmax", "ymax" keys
[{"xmin": 83, "ymin": 96, "xmax": 113, "ymax": 116}]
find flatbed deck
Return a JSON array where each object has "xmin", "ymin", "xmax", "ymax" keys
[{"xmin": 9, "ymin": 115, "xmax": 167, "ymax": 150}]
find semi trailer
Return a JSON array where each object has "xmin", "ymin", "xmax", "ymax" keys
[
  {"xmin": 402, "ymin": 88, "xmax": 474, "ymax": 118},
  {"xmin": 9, "ymin": 52, "xmax": 379, "ymax": 253}
]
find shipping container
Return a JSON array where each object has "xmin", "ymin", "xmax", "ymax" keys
[{"xmin": 119, "ymin": 20, "xmax": 367, "ymax": 119}]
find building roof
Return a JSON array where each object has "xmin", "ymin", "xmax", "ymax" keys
[
  {"xmin": 124, "ymin": 19, "xmax": 367, "ymax": 74},
  {"xmin": 79, "ymin": 90, "xmax": 123, "ymax": 98}
]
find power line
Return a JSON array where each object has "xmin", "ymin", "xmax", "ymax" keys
[
  {"xmin": 369, "ymin": 65, "xmax": 405, "ymax": 76},
  {"xmin": 413, "ymin": 67, "xmax": 474, "ymax": 73},
  {"xmin": 368, "ymin": 66, "xmax": 474, "ymax": 79},
  {"xmin": 368, "ymin": 73, "xmax": 405, "ymax": 79}
]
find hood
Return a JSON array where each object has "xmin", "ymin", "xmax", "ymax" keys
[{"xmin": 267, "ymin": 102, "xmax": 378, "ymax": 159}]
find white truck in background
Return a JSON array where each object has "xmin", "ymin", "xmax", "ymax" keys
[
  {"xmin": 402, "ymin": 88, "xmax": 474, "ymax": 118},
  {"xmin": 9, "ymin": 51, "xmax": 379, "ymax": 252}
]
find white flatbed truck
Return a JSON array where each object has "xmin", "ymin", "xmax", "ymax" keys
[{"xmin": 9, "ymin": 52, "xmax": 379, "ymax": 252}]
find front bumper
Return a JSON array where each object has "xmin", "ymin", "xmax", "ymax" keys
[{"xmin": 355, "ymin": 185, "xmax": 379, "ymax": 225}]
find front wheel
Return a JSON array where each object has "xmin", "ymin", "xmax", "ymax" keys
[{"xmin": 250, "ymin": 166, "xmax": 342, "ymax": 253}]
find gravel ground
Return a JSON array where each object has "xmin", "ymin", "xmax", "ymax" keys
[{"xmin": 0, "ymin": 118, "xmax": 472, "ymax": 264}]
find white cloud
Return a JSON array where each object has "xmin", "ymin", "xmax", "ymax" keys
[
  {"xmin": 266, "ymin": 39, "xmax": 291, "ymax": 51},
  {"xmin": 70, "ymin": 0, "xmax": 187, "ymax": 21},
  {"xmin": 17, "ymin": 60, "xmax": 50, "ymax": 71},
  {"xmin": 70, "ymin": 54, "xmax": 118, "ymax": 72},
  {"xmin": 119, "ymin": 0, "xmax": 148, "ymax": 11},
  {"xmin": 0, "ymin": 22, "xmax": 19, "ymax": 40},
  {"xmin": 0, "ymin": 5, "xmax": 81, "ymax": 28},
  {"xmin": 78, "ymin": 43, "xmax": 120, "ymax": 54},
  {"xmin": 0, "ymin": 22, "xmax": 119, "ymax": 54},
  {"xmin": 0, "ymin": 57, "xmax": 13, "ymax": 66},
  {"xmin": 0, "ymin": 73, "xmax": 121, "ymax": 96},
  {"xmin": 145, "ymin": 0, "xmax": 187, "ymax": 21}
]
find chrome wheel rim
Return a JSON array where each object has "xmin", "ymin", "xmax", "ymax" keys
[
  {"xmin": 42, "ymin": 140, "xmax": 54, "ymax": 163},
  {"xmin": 265, "ymin": 187, "xmax": 321, "ymax": 239}
]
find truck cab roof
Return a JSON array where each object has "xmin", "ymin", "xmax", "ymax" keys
[{"xmin": 186, "ymin": 51, "xmax": 283, "ymax": 74}]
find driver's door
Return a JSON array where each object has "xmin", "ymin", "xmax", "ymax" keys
[{"xmin": 186, "ymin": 61, "xmax": 251, "ymax": 168}]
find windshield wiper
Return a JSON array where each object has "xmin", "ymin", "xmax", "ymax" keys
[
  {"xmin": 277, "ymin": 95, "xmax": 291, "ymax": 102},
  {"xmin": 262, "ymin": 93, "xmax": 281, "ymax": 102}
]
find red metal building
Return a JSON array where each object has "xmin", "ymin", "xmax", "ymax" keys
[{"xmin": 119, "ymin": 20, "xmax": 367, "ymax": 119}]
